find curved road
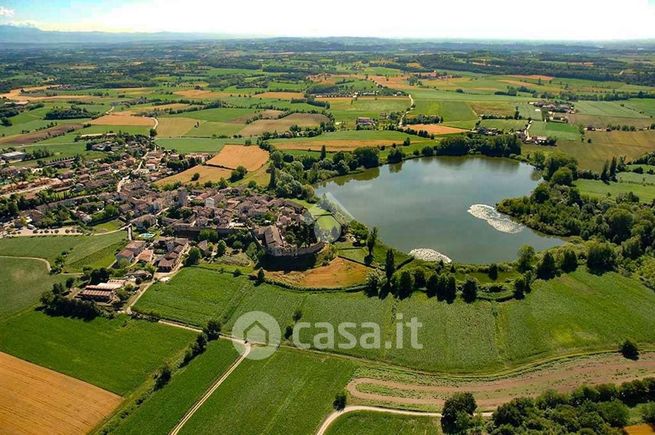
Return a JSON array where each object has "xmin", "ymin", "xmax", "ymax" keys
[{"xmin": 316, "ymin": 405, "xmax": 492, "ymax": 435}]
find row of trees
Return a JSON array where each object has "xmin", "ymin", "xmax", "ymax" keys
[
  {"xmin": 155, "ymin": 319, "xmax": 221, "ymax": 391},
  {"xmin": 45, "ymin": 106, "xmax": 97, "ymax": 120},
  {"xmin": 364, "ymin": 249, "xmax": 485, "ymax": 302},
  {"xmin": 435, "ymin": 134, "xmax": 521, "ymax": 158}
]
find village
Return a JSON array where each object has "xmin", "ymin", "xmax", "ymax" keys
[{"xmin": 0, "ymin": 132, "xmax": 328, "ymax": 310}]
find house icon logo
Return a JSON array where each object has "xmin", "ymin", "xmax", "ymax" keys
[{"xmin": 232, "ymin": 311, "xmax": 281, "ymax": 360}]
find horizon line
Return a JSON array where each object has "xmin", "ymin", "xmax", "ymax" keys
[{"xmin": 1, "ymin": 25, "xmax": 655, "ymax": 45}]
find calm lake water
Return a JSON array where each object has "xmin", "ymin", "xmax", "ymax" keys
[{"xmin": 316, "ymin": 156, "xmax": 562, "ymax": 264}]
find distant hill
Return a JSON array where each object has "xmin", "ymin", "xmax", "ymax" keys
[
  {"xmin": 0, "ymin": 25, "xmax": 653, "ymax": 50},
  {"xmin": 0, "ymin": 25, "xmax": 238, "ymax": 45}
]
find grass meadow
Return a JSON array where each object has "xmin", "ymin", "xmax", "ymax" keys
[
  {"xmin": 529, "ymin": 121, "xmax": 581, "ymax": 141},
  {"xmin": 0, "ymin": 311, "xmax": 194, "ymax": 395},
  {"xmin": 0, "ymin": 231, "xmax": 127, "ymax": 270},
  {"xmin": 326, "ymin": 412, "xmax": 440, "ymax": 435},
  {"xmin": 155, "ymin": 137, "xmax": 243, "ymax": 153},
  {"xmin": 0, "ymin": 257, "xmax": 64, "ymax": 319},
  {"xmin": 178, "ymin": 348, "xmax": 356, "ymax": 435},
  {"xmin": 109, "ymin": 339, "xmax": 241, "ymax": 435},
  {"xmin": 524, "ymin": 130, "xmax": 655, "ymax": 171},
  {"xmin": 134, "ymin": 267, "xmax": 655, "ymax": 373},
  {"xmin": 575, "ymin": 179, "xmax": 655, "ymax": 203},
  {"xmin": 172, "ymin": 107, "xmax": 257, "ymax": 122}
]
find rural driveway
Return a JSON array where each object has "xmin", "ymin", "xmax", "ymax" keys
[{"xmin": 398, "ymin": 94, "xmax": 414, "ymax": 127}]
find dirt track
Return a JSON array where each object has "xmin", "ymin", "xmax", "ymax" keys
[
  {"xmin": 0, "ymin": 352, "xmax": 121, "ymax": 435},
  {"xmin": 349, "ymin": 352, "xmax": 655, "ymax": 410}
]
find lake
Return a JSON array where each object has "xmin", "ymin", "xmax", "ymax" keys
[{"xmin": 316, "ymin": 156, "xmax": 562, "ymax": 264}]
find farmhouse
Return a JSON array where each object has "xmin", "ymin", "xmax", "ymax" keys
[
  {"xmin": 137, "ymin": 249, "xmax": 154, "ymax": 264},
  {"xmin": 156, "ymin": 237, "xmax": 189, "ymax": 272},
  {"xmin": 115, "ymin": 240, "xmax": 147, "ymax": 264},
  {"xmin": 131, "ymin": 214, "xmax": 157, "ymax": 230},
  {"xmin": 76, "ymin": 280, "xmax": 127, "ymax": 304},
  {"xmin": 356, "ymin": 117, "xmax": 376, "ymax": 129},
  {"xmin": 1, "ymin": 151, "xmax": 26, "ymax": 162}
]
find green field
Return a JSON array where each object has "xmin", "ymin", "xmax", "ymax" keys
[
  {"xmin": 0, "ymin": 257, "xmax": 64, "ymax": 319},
  {"xmin": 0, "ymin": 231, "xmax": 127, "ymax": 270},
  {"xmin": 326, "ymin": 412, "xmax": 439, "ymax": 435},
  {"xmin": 412, "ymin": 99, "xmax": 477, "ymax": 123},
  {"xmin": 0, "ymin": 311, "xmax": 194, "ymax": 394},
  {"xmin": 574, "ymin": 101, "xmax": 648, "ymax": 118},
  {"xmin": 623, "ymin": 98, "xmax": 655, "ymax": 117},
  {"xmin": 618, "ymin": 171, "xmax": 655, "ymax": 185},
  {"xmin": 575, "ymin": 179, "xmax": 655, "ymax": 203},
  {"xmin": 271, "ymin": 129, "xmax": 429, "ymax": 148},
  {"xmin": 92, "ymin": 219, "xmax": 124, "ymax": 233},
  {"xmin": 186, "ymin": 121, "xmax": 244, "ymax": 137},
  {"xmin": 109, "ymin": 339, "xmax": 241, "ymax": 435},
  {"xmin": 77, "ymin": 124, "xmax": 153, "ymax": 135},
  {"xmin": 528, "ymin": 130, "xmax": 655, "ymax": 171},
  {"xmin": 178, "ymin": 348, "xmax": 356, "ymax": 435},
  {"xmin": 529, "ymin": 121, "xmax": 581, "ymax": 141},
  {"xmin": 479, "ymin": 119, "xmax": 527, "ymax": 131},
  {"xmin": 64, "ymin": 232, "xmax": 127, "ymax": 271},
  {"xmin": 134, "ymin": 266, "xmax": 655, "ymax": 373},
  {"xmin": 156, "ymin": 137, "xmax": 244, "ymax": 153},
  {"xmin": 173, "ymin": 108, "xmax": 256, "ymax": 122},
  {"xmin": 135, "ymin": 268, "xmax": 256, "ymax": 326},
  {"xmin": 328, "ymin": 97, "xmax": 410, "ymax": 125}
]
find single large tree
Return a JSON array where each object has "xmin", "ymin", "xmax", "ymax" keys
[
  {"xmin": 396, "ymin": 270, "xmax": 414, "ymax": 299},
  {"xmin": 536, "ymin": 252, "xmax": 557, "ymax": 279},
  {"xmin": 445, "ymin": 275, "xmax": 457, "ymax": 303},
  {"xmin": 462, "ymin": 277, "xmax": 479, "ymax": 303},
  {"xmin": 385, "ymin": 249, "xmax": 395, "ymax": 280},
  {"xmin": 366, "ymin": 227, "xmax": 378, "ymax": 257},
  {"xmin": 441, "ymin": 392, "xmax": 477, "ymax": 434},
  {"xmin": 560, "ymin": 249, "xmax": 578, "ymax": 272},
  {"xmin": 268, "ymin": 164, "xmax": 277, "ymax": 189},
  {"xmin": 517, "ymin": 245, "xmax": 535, "ymax": 273}
]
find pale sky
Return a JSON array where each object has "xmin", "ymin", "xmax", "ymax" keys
[{"xmin": 1, "ymin": 0, "xmax": 655, "ymax": 40}]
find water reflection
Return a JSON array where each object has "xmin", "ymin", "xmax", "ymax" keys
[{"xmin": 316, "ymin": 156, "xmax": 560, "ymax": 264}]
